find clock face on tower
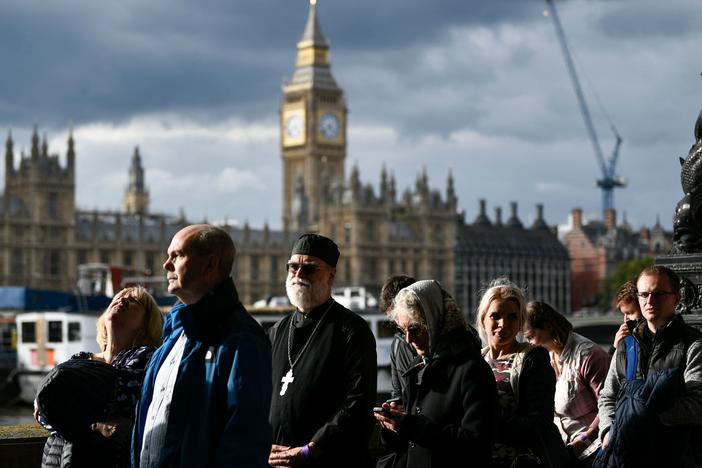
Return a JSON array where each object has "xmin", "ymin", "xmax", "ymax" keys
[
  {"xmin": 282, "ymin": 108, "xmax": 306, "ymax": 147},
  {"xmin": 286, "ymin": 114, "xmax": 303, "ymax": 139},
  {"xmin": 319, "ymin": 112, "xmax": 340, "ymax": 140}
]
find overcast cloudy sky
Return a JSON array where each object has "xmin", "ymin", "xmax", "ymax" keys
[{"xmin": 0, "ymin": 0, "xmax": 699, "ymax": 231}]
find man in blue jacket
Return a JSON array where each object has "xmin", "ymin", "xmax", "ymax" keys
[
  {"xmin": 132, "ymin": 224, "xmax": 272, "ymax": 467},
  {"xmin": 598, "ymin": 265, "xmax": 702, "ymax": 467}
]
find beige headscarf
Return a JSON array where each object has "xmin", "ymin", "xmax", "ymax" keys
[{"xmin": 399, "ymin": 280, "xmax": 467, "ymax": 356}]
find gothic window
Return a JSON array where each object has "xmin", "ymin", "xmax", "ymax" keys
[
  {"xmin": 365, "ymin": 220, "xmax": 376, "ymax": 242},
  {"xmin": 48, "ymin": 251, "xmax": 61, "ymax": 277},
  {"xmin": 146, "ymin": 252, "xmax": 156, "ymax": 274},
  {"xmin": 123, "ymin": 251, "xmax": 133, "ymax": 267},
  {"xmin": 47, "ymin": 193, "xmax": 59, "ymax": 219},
  {"xmin": 269, "ymin": 256, "xmax": 278, "ymax": 283},
  {"xmin": 344, "ymin": 223, "xmax": 351, "ymax": 244},
  {"xmin": 251, "ymin": 255, "xmax": 260, "ymax": 282},
  {"xmin": 12, "ymin": 225, "xmax": 25, "ymax": 241},
  {"xmin": 12, "ymin": 250, "xmax": 23, "ymax": 276},
  {"xmin": 364, "ymin": 258, "xmax": 377, "ymax": 282}
]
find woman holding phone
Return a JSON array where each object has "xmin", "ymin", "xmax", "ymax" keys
[{"xmin": 374, "ymin": 280, "xmax": 496, "ymax": 468}]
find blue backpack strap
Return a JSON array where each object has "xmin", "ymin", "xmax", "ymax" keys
[{"xmin": 625, "ymin": 335, "xmax": 638, "ymax": 381}]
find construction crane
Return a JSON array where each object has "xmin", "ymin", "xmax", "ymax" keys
[{"xmin": 544, "ymin": 0, "xmax": 625, "ymax": 217}]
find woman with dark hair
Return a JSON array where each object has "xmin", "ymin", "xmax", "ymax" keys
[
  {"xmin": 374, "ymin": 280, "xmax": 496, "ymax": 468},
  {"xmin": 36, "ymin": 286, "xmax": 164, "ymax": 468},
  {"xmin": 524, "ymin": 301, "xmax": 610, "ymax": 466},
  {"xmin": 476, "ymin": 280, "xmax": 569, "ymax": 468}
]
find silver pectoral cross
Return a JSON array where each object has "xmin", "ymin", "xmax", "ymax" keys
[{"xmin": 280, "ymin": 369, "xmax": 294, "ymax": 396}]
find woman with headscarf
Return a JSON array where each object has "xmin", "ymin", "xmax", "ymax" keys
[
  {"xmin": 524, "ymin": 301, "xmax": 610, "ymax": 466},
  {"xmin": 374, "ymin": 279, "xmax": 496, "ymax": 468},
  {"xmin": 35, "ymin": 286, "xmax": 164, "ymax": 468},
  {"xmin": 476, "ymin": 279, "xmax": 569, "ymax": 468}
]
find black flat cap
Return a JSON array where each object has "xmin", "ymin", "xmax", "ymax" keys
[{"xmin": 291, "ymin": 233, "xmax": 340, "ymax": 267}]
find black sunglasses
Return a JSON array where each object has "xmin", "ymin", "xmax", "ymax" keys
[
  {"xmin": 286, "ymin": 262, "xmax": 321, "ymax": 275},
  {"xmin": 397, "ymin": 324, "xmax": 425, "ymax": 339}
]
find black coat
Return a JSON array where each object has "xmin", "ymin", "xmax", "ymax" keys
[
  {"xmin": 381, "ymin": 327, "xmax": 497, "ymax": 468},
  {"xmin": 269, "ymin": 299, "xmax": 378, "ymax": 468},
  {"xmin": 497, "ymin": 345, "xmax": 569, "ymax": 468}
]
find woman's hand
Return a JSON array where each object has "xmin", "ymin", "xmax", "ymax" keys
[
  {"xmin": 613, "ymin": 322, "xmax": 630, "ymax": 349},
  {"xmin": 373, "ymin": 401, "xmax": 406, "ymax": 433},
  {"xmin": 568, "ymin": 438, "xmax": 587, "ymax": 456},
  {"xmin": 91, "ymin": 416, "xmax": 131, "ymax": 445}
]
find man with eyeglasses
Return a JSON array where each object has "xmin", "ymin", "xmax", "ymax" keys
[
  {"xmin": 597, "ymin": 265, "xmax": 702, "ymax": 467},
  {"xmin": 268, "ymin": 233, "xmax": 377, "ymax": 468}
]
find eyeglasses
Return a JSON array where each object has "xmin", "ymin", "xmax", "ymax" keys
[
  {"xmin": 286, "ymin": 261, "xmax": 321, "ymax": 275},
  {"xmin": 397, "ymin": 324, "xmax": 425, "ymax": 340},
  {"xmin": 636, "ymin": 291, "xmax": 676, "ymax": 300}
]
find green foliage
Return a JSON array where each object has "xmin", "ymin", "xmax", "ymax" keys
[{"xmin": 599, "ymin": 257, "xmax": 655, "ymax": 310}]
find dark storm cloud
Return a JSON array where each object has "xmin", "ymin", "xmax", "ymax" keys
[
  {"xmin": 0, "ymin": 0, "xmax": 698, "ymax": 232},
  {"xmin": 0, "ymin": 0, "xmax": 540, "ymax": 128}
]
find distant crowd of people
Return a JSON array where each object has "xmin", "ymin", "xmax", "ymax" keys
[{"xmin": 32, "ymin": 225, "xmax": 702, "ymax": 468}]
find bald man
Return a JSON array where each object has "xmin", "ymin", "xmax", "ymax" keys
[{"xmin": 133, "ymin": 224, "xmax": 272, "ymax": 468}]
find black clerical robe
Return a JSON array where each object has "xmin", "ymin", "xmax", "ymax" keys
[{"xmin": 269, "ymin": 298, "xmax": 377, "ymax": 467}]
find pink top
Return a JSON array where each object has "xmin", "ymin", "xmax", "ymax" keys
[{"xmin": 552, "ymin": 332, "xmax": 610, "ymax": 459}]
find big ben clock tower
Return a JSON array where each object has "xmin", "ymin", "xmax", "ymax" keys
[{"xmin": 281, "ymin": 0, "xmax": 346, "ymax": 231}]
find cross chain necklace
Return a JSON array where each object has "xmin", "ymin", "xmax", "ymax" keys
[{"xmin": 279, "ymin": 301, "xmax": 333, "ymax": 396}]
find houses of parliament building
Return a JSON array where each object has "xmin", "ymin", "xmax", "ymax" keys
[{"xmin": 0, "ymin": 2, "xmax": 570, "ymax": 317}]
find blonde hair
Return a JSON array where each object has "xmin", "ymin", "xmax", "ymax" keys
[
  {"xmin": 475, "ymin": 278, "xmax": 526, "ymax": 344},
  {"xmin": 96, "ymin": 286, "xmax": 164, "ymax": 351}
]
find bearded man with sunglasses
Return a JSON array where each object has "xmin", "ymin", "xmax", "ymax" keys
[
  {"xmin": 268, "ymin": 233, "xmax": 377, "ymax": 468},
  {"xmin": 597, "ymin": 265, "xmax": 702, "ymax": 467}
]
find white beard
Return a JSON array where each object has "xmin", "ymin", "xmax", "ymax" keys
[{"xmin": 286, "ymin": 277, "xmax": 330, "ymax": 311}]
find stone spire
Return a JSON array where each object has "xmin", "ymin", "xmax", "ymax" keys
[
  {"xmin": 31, "ymin": 125, "xmax": 39, "ymax": 160},
  {"xmin": 123, "ymin": 146, "xmax": 149, "ymax": 215},
  {"xmin": 5, "ymin": 131, "xmax": 13, "ymax": 175},
  {"xmin": 299, "ymin": 0, "xmax": 329, "ymax": 50},
  {"xmin": 380, "ymin": 165, "xmax": 388, "ymax": 201},
  {"xmin": 285, "ymin": 0, "xmax": 339, "ymax": 91},
  {"xmin": 446, "ymin": 169, "xmax": 457, "ymax": 208},
  {"xmin": 347, "ymin": 163, "xmax": 361, "ymax": 203},
  {"xmin": 66, "ymin": 129, "xmax": 75, "ymax": 171},
  {"xmin": 41, "ymin": 134, "xmax": 48, "ymax": 157},
  {"xmin": 389, "ymin": 173, "xmax": 397, "ymax": 202}
]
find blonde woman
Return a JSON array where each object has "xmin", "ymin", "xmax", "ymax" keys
[
  {"xmin": 37, "ymin": 286, "xmax": 164, "ymax": 468},
  {"xmin": 476, "ymin": 279, "xmax": 568, "ymax": 468}
]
